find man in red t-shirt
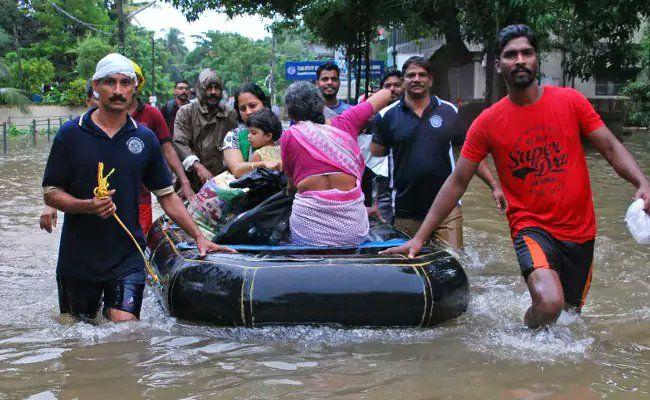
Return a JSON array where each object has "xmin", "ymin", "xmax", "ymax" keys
[
  {"xmin": 129, "ymin": 63, "xmax": 196, "ymax": 235},
  {"xmin": 383, "ymin": 25, "xmax": 650, "ymax": 328}
]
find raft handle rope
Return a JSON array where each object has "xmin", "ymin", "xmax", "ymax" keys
[{"xmin": 93, "ymin": 162, "xmax": 160, "ymax": 284}]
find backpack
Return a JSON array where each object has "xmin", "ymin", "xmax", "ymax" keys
[{"xmin": 162, "ymin": 100, "xmax": 176, "ymax": 125}]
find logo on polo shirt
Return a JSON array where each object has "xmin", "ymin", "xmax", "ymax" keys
[
  {"xmin": 127, "ymin": 137, "xmax": 144, "ymax": 154},
  {"xmin": 429, "ymin": 114, "xmax": 443, "ymax": 128}
]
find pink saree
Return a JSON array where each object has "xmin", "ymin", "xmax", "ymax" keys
[{"xmin": 283, "ymin": 121, "xmax": 369, "ymax": 246}]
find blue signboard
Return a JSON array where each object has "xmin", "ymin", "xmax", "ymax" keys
[
  {"xmin": 285, "ymin": 61, "xmax": 325, "ymax": 81},
  {"xmin": 285, "ymin": 60, "xmax": 386, "ymax": 81}
]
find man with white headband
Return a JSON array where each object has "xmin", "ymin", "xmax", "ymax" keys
[{"xmin": 42, "ymin": 53, "xmax": 234, "ymax": 324}]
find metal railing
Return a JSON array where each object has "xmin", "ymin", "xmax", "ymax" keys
[{"xmin": 1, "ymin": 116, "xmax": 75, "ymax": 155}]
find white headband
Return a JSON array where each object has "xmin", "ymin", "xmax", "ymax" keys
[{"xmin": 92, "ymin": 53, "xmax": 137, "ymax": 84}]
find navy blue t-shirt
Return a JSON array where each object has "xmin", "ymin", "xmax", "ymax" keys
[
  {"xmin": 373, "ymin": 96, "xmax": 464, "ymax": 220},
  {"xmin": 42, "ymin": 108, "xmax": 172, "ymax": 280}
]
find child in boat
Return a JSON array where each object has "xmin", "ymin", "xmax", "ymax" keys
[
  {"xmin": 188, "ymin": 109, "xmax": 283, "ymax": 238},
  {"xmin": 246, "ymin": 108, "xmax": 283, "ymax": 169}
]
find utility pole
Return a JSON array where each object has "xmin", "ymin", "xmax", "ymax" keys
[
  {"xmin": 151, "ymin": 32, "xmax": 156, "ymax": 98},
  {"xmin": 116, "ymin": 0, "xmax": 126, "ymax": 53},
  {"xmin": 391, "ymin": 29, "xmax": 397, "ymax": 69},
  {"xmin": 12, "ymin": 23, "xmax": 23, "ymax": 91},
  {"xmin": 269, "ymin": 34, "xmax": 276, "ymax": 105},
  {"xmin": 346, "ymin": 47, "xmax": 352, "ymax": 104}
]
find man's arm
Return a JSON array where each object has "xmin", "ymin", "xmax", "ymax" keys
[
  {"xmin": 366, "ymin": 88, "xmax": 393, "ymax": 113},
  {"xmin": 173, "ymin": 107, "xmax": 213, "ymax": 183},
  {"xmin": 45, "ymin": 189, "xmax": 116, "ymax": 219},
  {"xmin": 475, "ymin": 158, "xmax": 506, "ymax": 214},
  {"xmin": 157, "ymin": 192, "xmax": 235, "ymax": 256},
  {"xmin": 161, "ymin": 142, "xmax": 196, "ymax": 201},
  {"xmin": 381, "ymin": 156, "xmax": 480, "ymax": 258},
  {"xmin": 587, "ymin": 126, "xmax": 650, "ymax": 211}
]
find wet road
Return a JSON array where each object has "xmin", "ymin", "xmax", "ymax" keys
[{"xmin": 0, "ymin": 133, "xmax": 648, "ymax": 399}]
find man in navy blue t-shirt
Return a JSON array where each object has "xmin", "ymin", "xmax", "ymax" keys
[
  {"xmin": 42, "ymin": 53, "xmax": 234, "ymax": 323},
  {"xmin": 371, "ymin": 56, "xmax": 505, "ymax": 249}
]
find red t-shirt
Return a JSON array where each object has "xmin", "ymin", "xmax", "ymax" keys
[
  {"xmin": 131, "ymin": 102, "xmax": 172, "ymax": 204},
  {"xmin": 461, "ymin": 86, "xmax": 604, "ymax": 242}
]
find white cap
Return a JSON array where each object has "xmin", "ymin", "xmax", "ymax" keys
[{"xmin": 92, "ymin": 53, "xmax": 137, "ymax": 84}]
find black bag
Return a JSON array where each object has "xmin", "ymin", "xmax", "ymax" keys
[
  {"xmin": 229, "ymin": 168, "xmax": 288, "ymax": 210},
  {"xmin": 212, "ymin": 190, "xmax": 293, "ymax": 245}
]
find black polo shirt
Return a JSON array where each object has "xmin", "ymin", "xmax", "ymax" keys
[
  {"xmin": 42, "ymin": 108, "xmax": 172, "ymax": 280},
  {"xmin": 373, "ymin": 96, "xmax": 464, "ymax": 220}
]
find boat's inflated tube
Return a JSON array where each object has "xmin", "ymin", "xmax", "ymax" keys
[{"xmin": 148, "ymin": 218, "xmax": 469, "ymax": 328}]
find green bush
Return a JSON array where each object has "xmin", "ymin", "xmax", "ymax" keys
[
  {"xmin": 42, "ymin": 86, "xmax": 63, "ymax": 105},
  {"xmin": 42, "ymin": 78, "xmax": 87, "ymax": 106},
  {"xmin": 76, "ymin": 36, "xmax": 113, "ymax": 79},
  {"xmin": 61, "ymin": 77, "xmax": 87, "ymax": 106},
  {"xmin": 7, "ymin": 57, "xmax": 55, "ymax": 95},
  {"xmin": 6, "ymin": 124, "xmax": 31, "ymax": 136},
  {"xmin": 622, "ymin": 79, "xmax": 650, "ymax": 128}
]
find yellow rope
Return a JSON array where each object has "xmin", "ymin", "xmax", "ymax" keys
[{"xmin": 93, "ymin": 162, "xmax": 160, "ymax": 284}]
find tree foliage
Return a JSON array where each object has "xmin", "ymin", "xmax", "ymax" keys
[
  {"xmin": 76, "ymin": 35, "xmax": 114, "ymax": 79},
  {"xmin": 622, "ymin": 26, "xmax": 650, "ymax": 129},
  {"xmin": 28, "ymin": 0, "xmax": 112, "ymax": 74},
  {"xmin": 6, "ymin": 55, "xmax": 55, "ymax": 94},
  {"xmin": 165, "ymin": 0, "xmax": 648, "ymax": 104}
]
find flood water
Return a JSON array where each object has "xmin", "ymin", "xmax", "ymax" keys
[{"xmin": 0, "ymin": 133, "xmax": 648, "ymax": 399}]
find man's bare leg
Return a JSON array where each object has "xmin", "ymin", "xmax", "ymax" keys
[
  {"xmin": 524, "ymin": 268, "xmax": 564, "ymax": 328},
  {"xmin": 108, "ymin": 308, "xmax": 138, "ymax": 322}
]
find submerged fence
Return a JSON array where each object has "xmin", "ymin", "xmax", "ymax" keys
[{"xmin": 1, "ymin": 115, "xmax": 75, "ymax": 155}]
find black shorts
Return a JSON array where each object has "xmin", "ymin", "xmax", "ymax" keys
[
  {"xmin": 513, "ymin": 227, "xmax": 595, "ymax": 309},
  {"xmin": 57, "ymin": 267, "xmax": 146, "ymax": 321}
]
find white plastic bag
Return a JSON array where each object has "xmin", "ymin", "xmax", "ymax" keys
[{"xmin": 625, "ymin": 199, "xmax": 650, "ymax": 244}]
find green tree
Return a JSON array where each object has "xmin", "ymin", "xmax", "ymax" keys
[
  {"xmin": 28, "ymin": 0, "xmax": 112, "ymax": 77},
  {"xmin": 6, "ymin": 55, "xmax": 55, "ymax": 95},
  {"xmin": 76, "ymin": 35, "xmax": 114, "ymax": 79},
  {"xmin": 622, "ymin": 26, "xmax": 650, "ymax": 129},
  {"xmin": 167, "ymin": 0, "xmax": 648, "ymax": 105},
  {"xmin": 163, "ymin": 28, "xmax": 188, "ymax": 59},
  {"xmin": 184, "ymin": 31, "xmax": 270, "ymax": 92},
  {"xmin": 162, "ymin": 28, "xmax": 188, "ymax": 81},
  {"xmin": 123, "ymin": 25, "xmax": 175, "ymax": 102},
  {"xmin": 270, "ymin": 29, "xmax": 317, "ymax": 103},
  {"xmin": 0, "ymin": 58, "xmax": 31, "ymax": 110}
]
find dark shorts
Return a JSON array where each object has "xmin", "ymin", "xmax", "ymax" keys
[
  {"xmin": 513, "ymin": 227, "xmax": 595, "ymax": 309},
  {"xmin": 57, "ymin": 267, "xmax": 146, "ymax": 321}
]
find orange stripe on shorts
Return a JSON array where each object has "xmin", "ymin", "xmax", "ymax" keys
[
  {"xmin": 523, "ymin": 235, "xmax": 550, "ymax": 270},
  {"xmin": 579, "ymin": 263, "xmax": 594, "ymax": 309}
]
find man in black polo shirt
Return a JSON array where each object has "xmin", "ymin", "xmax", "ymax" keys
[
  {"xmin": 42, "ymin": 53, "xmax": 233, "ymax": 323},
  {"xmin": 371, "ymin": 56, "xmax": 504, "ymax": 249}
]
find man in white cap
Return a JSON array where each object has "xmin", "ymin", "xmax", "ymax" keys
[{"xmin": 42, "ymin": 53, "xmax": 234, "ymax": 323}]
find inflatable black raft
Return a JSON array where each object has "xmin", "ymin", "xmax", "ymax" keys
[{"xmin": 147, "ymin": 215, "xmax": 469, "ymax": 328}]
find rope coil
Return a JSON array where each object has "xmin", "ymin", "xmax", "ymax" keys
[{"xmin": 94, "ymin": 162, "xmax": 159, "ymax": 283}]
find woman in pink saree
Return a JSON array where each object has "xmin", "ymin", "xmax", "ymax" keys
[{"xmin": 281, "ymin": 82, "xmax": 393, "ymax": 246}]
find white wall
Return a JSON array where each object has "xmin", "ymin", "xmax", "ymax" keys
[
  {"xmin": 474, "ymin": 60, "xmax": 486, "ymax": 100},
  {"xmin": 0, "ymin": 105, "xmax": 86, "ymax": 125}
]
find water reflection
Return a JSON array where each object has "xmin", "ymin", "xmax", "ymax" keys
[{"xmin": 0, "ymin": 135, "xmax": 648, "ymax": 398}]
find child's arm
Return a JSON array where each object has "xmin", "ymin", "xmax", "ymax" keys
[{"xmin": 251, "ymin": 148, "xmax": 282, "ymax": 171}]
